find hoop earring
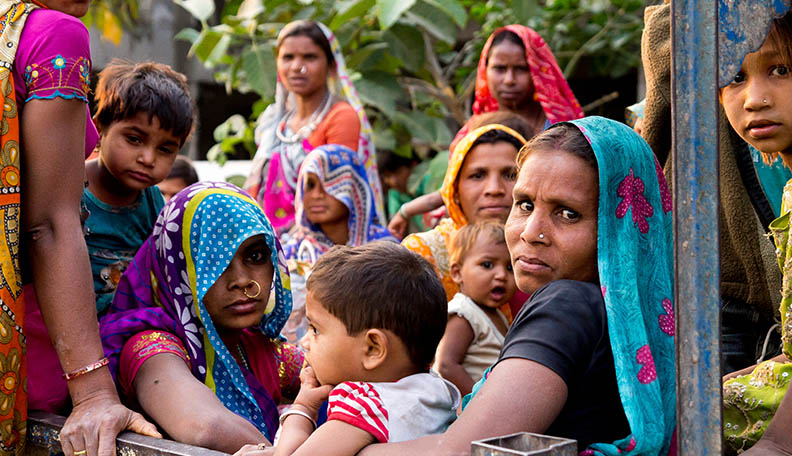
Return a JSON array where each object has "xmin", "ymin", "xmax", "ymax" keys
[{"xmin": 243, "ymin": 280, "xmax": 262, "ymax": 299}]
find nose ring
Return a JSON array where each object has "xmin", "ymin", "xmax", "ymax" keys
[
  {"xmin": 243, "ymin": 280, "xmax": 262, "ymax": 299},
  {"xmin": 763, "ymin": 98, "xmax": 768, "ymax": 104},
  {"xmin": 539, "ymin": 233, "xmax": 545, "ymax": 239},
  {"xmin": 299, "ymin": 66, "xmax": 307, "ymax": 74}
]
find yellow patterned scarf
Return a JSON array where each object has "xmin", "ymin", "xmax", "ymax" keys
[{"xmin": 0, "ymin": 1, "xmax": 35, "ymax": 454}]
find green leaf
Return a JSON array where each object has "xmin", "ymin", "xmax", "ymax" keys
[
  {"xmin": 354, "ymin": 71, "xmax": 404, "ymax": 116},
  {"xmin": 376, "ymin": 0, "xmax": 416, "ymax": 29},
  {"xmin": 207, "ymin": 33, "xmax": 232, "ymax": 65},
  {"xmin": 423, "ymin": 0, "xmax": 466, "ymax": 27},
  {"xmin": 330, "ymin": 0, "xmax": 376, "ymax": 30},
  {"xmin": 174, "ymin": 27, "xmax": 201, "ymax": 44},
  {"xmin": 191, "ymin": 29, "xmax": 223, "ymax": 61},
  {"xmin": 241, "ymin": 45, "xmax": 277, "ymax": 98},
  {"xmin": 512, "ymin": 0, "xmax": 540, "ymax": 24},
  {"xmin": 383, "ymin": 24, "xmax": 425, "ymax": 72},
  {"xmin": 393, "ymin": 111, "xmax": 450, "ymax": 146},
  {"xmin": 172, "ymin": 0, "xmax": 215, "ymax": 22},
  {"xmin": 402, "ymin": 1, "xmax": 456, "ymax": 44}
]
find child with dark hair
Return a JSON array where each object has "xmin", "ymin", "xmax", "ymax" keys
[
  {"xmin": 158, "ymin": 155, "xmax": 200, "ymax": 202},
  {"xmin": 435, "ymin": 221, "xmax": 516, "ymax": 395},
  {"xmin": 235, "ymin": 241, "xmax": 460, "ymax": 456},
  {"xmin": 85, "ymin": 60, "xmax": 195, "ymax": 312}
]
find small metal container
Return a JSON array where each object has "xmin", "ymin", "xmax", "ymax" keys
[{"xmin": 471, "ymin": 432, "xmax": 577, "ymax": 456}]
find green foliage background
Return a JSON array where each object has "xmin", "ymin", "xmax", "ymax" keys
[{"xmin": 171, "ymin": 0, "xmax": 646, "ymax": 164}]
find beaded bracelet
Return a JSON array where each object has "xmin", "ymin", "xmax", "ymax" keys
[
  {"xmin": 279, "ymin": 408, "xmax": 317, "ymax": 431},
  {"xmin": 62, "ymin": 357, "xmax": 109, "ymax": 381}
]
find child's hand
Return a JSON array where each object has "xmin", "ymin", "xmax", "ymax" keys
[
  {"xmin": 387, "ymin": 212, "xmax": 408, "ymax": 239},
  {"xmin": 294, "ymin": 366, "xmax": 333, "ymax": 418},
  {"xmin": 233, "ymin": 443, "xmax": 274, "ymax": 456}
]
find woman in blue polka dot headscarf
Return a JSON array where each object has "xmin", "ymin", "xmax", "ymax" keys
[{"xmin": 100, "ymin": 182, "xmax": 303, "ymax": 452}]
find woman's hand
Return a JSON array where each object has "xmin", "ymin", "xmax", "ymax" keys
[
  {"xmin": 387, "ymin": 212, "xmax": 408, "ymax": 240},
  {"xmin": 293, "ymin": 366, "xmax": 333, "ymax": 418},
  {"xmin": 60, "ymin": 388, "xmax": 161, "ymax": 456}
]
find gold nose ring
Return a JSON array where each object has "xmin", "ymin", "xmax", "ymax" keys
[{"xmin": 243, "ymin": 280, "xmax": 261, "ymax": 299}]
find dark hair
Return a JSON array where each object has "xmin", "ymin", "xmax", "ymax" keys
[
  {"xmin": 278, "ymin": 20, "xmax": 335, "ymax": 67},
  {"xmin": 449, "ymin": 221, "xmax": 506, "ymax": 266},
  {"xmin": 470, "ymin": 128, "xmax": 525, "ymax": 153},
  {"xmin": 93, "ymin": 60, "xmax": 195, "ymax": 145},
  {"xmin": 167, "ymin": 155, "xmax": 199, "ymax": 185},
  {"xmin": 487, "ymin": 29, "xmax": 526, "ymax": 65},
  {"xmin": 307, "ymin": 242, "xmax": 448, "ymax": 371},
  {"xmin": 377, "ymin": 149, "xmax": 414, "ymax": 175},
  {"xmin": 467, "ymin": 112, "xmax": 538, "ymax": 142},
  {"xmin": 767, "ymin": 12, "xmax": 792, "ymax": 66},
  {"xmin": 517, "ymin": 123, "xmax": 598, "ymax": 173}
]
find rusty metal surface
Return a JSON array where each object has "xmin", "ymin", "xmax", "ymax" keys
[
  {"xmin": 26, "ymin": 411, "xmax": 228, "ymax": 456},
  {"xmin": 718, "ymin": 0, "xmax": 791, "ymax": 87},
  {"xmin": 470, "ymin": 432, "xmax": 577, "ymax": 456},
  {"xmin": 671, "ymin": 1, "xmax": 722, "ymax": 456}
]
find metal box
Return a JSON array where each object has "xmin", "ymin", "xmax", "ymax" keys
[{"xmin": 471, "ymin": 432, "xmax": 577, "ymax": 456}]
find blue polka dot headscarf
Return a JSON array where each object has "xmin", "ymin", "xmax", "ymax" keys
[{"xmin": 101, "ymin": 182, "xmax": 292, "ymax": 436}]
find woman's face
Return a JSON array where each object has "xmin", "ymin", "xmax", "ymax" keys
[
  {"xmin": 456, "ymin": 141, "xmax": 519, "ymax": 224},
  {"xmin": 486, "ymin": 40, "xmax": 534, "ymax": 110},
  {"xmin": 203, "ymin": 235, "xmax": 275, "ymax": 332},
  {"xmin": 505, "ymin": 148, "xmax": 599, "ymax": 294},
  {"xmin": 277, "ymin": 35, "xmax": 331, "ymax": 98},
  {"xmin": 302, "ymin": 173, "xmax": 350, "ymax": 226},
  {"xmin": 38, "ymin": 0, "xmax": 91, "ymax": 17},
  {"xmin": 720, "ymin": 37, "xmax": 792, "ymax": 161}
]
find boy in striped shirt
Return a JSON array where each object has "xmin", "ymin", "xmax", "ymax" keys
[{"xmin": 237, "ymin": 242, "xmax": 459, "ymax": 455}]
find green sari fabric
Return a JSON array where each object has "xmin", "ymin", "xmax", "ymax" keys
[{"xmin": 723, "ymin": 179, "xmax": 792, "ymax": 454}]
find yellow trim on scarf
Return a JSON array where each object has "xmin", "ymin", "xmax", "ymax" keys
[{"xmin": 182, "ymin": 188, "xmax": 259, "ymax": 392}]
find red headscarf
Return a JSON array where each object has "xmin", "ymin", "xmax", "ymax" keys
[{"xmin": 473, "ymin": 24, "xmax": 584, "ymax": 120}]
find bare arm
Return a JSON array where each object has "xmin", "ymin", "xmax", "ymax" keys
[
  {"xmin": 435, "ymin": 316, "xmax": 476, "ymax": 395},
  {"xmin": 22, "ymin": 98, "xmax": 158, "ymax": 456},
  {"xmin": 387, "ymin": 191, "xmax": 444, "ymax": 239},
  {"xmin": 134, "ymin": 353, "xmax": 269, "ymax": 453},
  {"xmin": 359, "ymin": 357, "xmax": 568, "ymax": 456}
]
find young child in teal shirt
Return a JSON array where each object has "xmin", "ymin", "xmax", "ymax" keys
[{"xmin": 84, "ymin": 60, "xmax": 195, "ymax": 314}]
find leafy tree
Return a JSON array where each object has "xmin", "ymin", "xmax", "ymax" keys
[
  {"xmin": 173, "ymin": 0, "xmax": 646, "ymax": 164},
  {"xmin": 82, "ymin": 0, "xmax": 140, "ymax": 45}
]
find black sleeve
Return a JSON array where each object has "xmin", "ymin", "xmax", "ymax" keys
[{"xmin": 498, "ymin": 280, "xmax": 607, "ymax": 388}]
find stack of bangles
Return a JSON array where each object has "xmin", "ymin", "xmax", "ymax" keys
[{"xmin": 62, "ymin": 357, "xmax": 109, "ymax": 381}]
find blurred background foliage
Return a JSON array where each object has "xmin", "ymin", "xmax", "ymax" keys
[{"xmin": 133, "ymin": 0, "xmax": 646, "ymax": 163}]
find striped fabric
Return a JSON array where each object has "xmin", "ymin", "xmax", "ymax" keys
[{"xmin": 327, "ymin": 381, "xmax": 389, "ymax": 443}]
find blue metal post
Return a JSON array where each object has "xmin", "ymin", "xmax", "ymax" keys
[{"xmin": 671, "ymin": 1, "xmax": 721, "ymax": 455}]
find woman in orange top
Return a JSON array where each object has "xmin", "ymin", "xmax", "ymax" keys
[{"xmin": 245, "ymin": 20, "xmax": 384, "ymax": 233}]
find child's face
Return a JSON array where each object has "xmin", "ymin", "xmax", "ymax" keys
[
  {"xmin": 721, "ymin": 37, "xmax": 792, "ymax": 159},
  {"xmin": 302, "ymin": 173, "xmax": 350, "ymax": 226},
  {"xmin": 98, "ymin": 112, "xmax": 182, "ymax": 192},
  {"xmin": 158, "ymin": 177, "xmax": 189, "ymax": 202},
  {"xmin": 383, "ymin": 165, "xmax": 411, "ymax": 194},
  {"xmin": 203, "ymin": 235, "xmax": 275, "ymax": 332},
  {"xmin": 453, "ymin": 236, "xmax": 517, "ymax": 309},
  {"xmin": 301, "ymin": 292, "xmax": 367, "ymax": 386}
]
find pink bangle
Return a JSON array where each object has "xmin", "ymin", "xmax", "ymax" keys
[{"xmin": 62, "ymin": 357, "xmax": 109, "ymax": 381}]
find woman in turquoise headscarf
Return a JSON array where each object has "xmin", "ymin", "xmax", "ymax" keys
[
  {"xmin": 101, "ymin": 182, "xmax": 303, "ymax": 453},
  {"xmin": 357, "ymin": 116, "xmax": 676, "ymax": 456}
]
